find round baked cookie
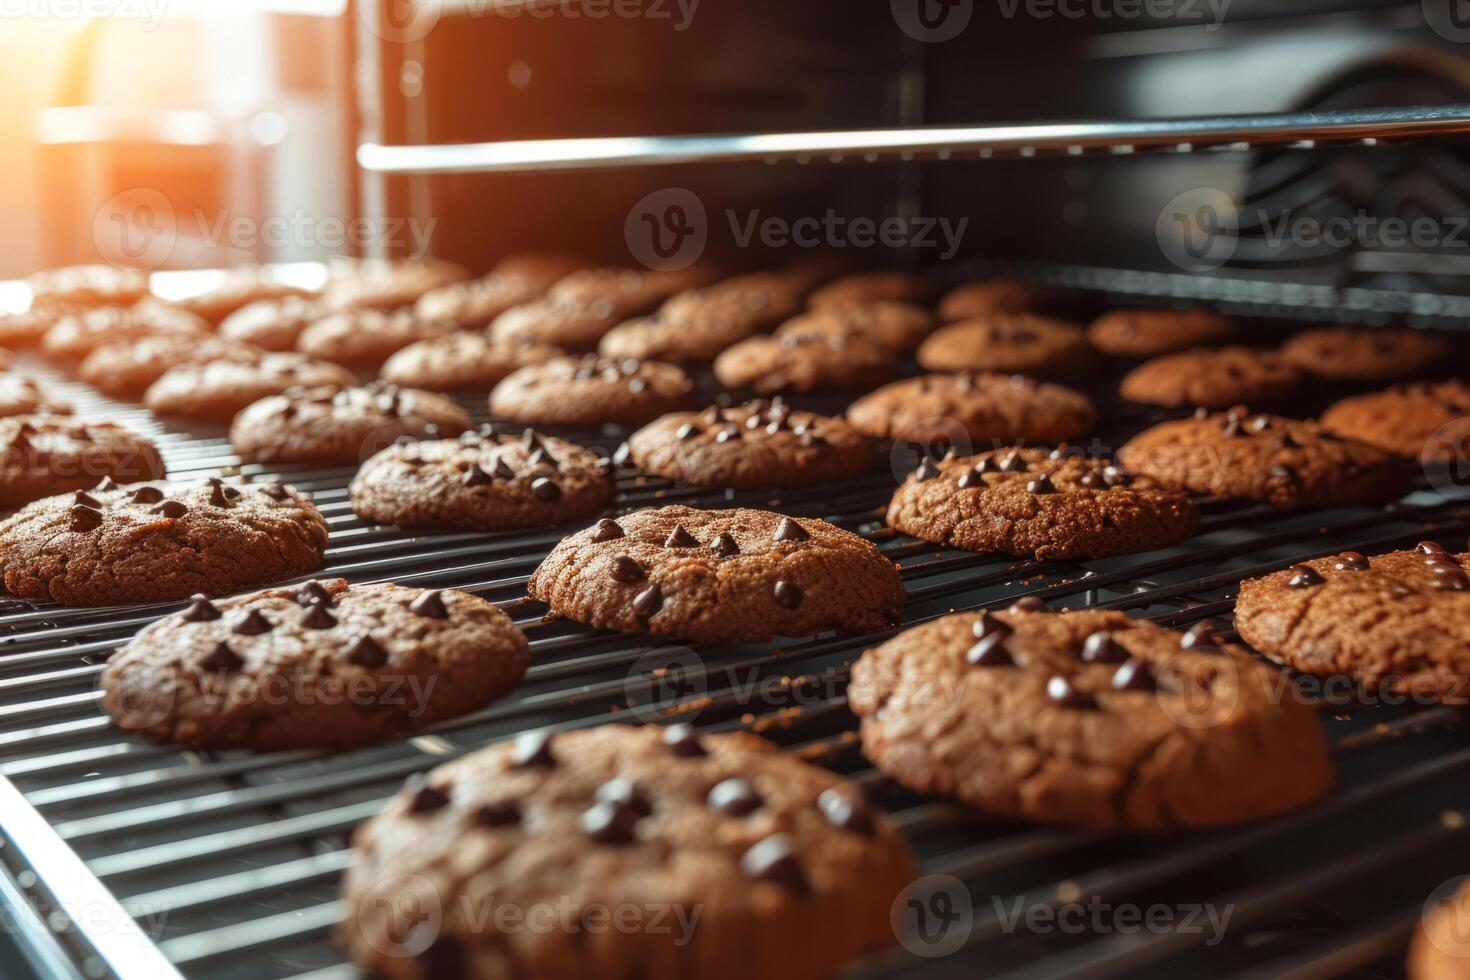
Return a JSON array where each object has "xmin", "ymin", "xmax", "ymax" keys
[
  {"xmin": 888, "ymin": 447, "xmax": 1198, "ymax": 559},
  {"xmin": 1236, "ymin": 545, "xmax": 1470, "ymax": 703},
  {"xmin": 380, "ymin": 332, "xmax": 563, "ymax": 390},
  {"xmin": 0, "ymin": 417, "xmax": 163, "ymax": 508},
  {"xmin": 230, "ymin": 383, "xmax": 472, "ymax": 466},
  {"xmin": 1410, "ymin": 880, "xmax": 1470, "ymax": 980},
  {"xmin": 489, "ymin": 356, "xmax": 696, "ymax": 428},
  {"xmin": 78, "ymin": 334, "xmax": 263, "ymax": 400},
  {"xmin": 848, "ymin": 373, "xmax": 1095, "ymax": 448},
  {"xmin": 917, "ymin": 313, "xmax": 1092, "ymax": 375},
  {"xmin": 296, "ymin": 308, "xmax": 458, "ymax": 371},
  {"xmin": 168, "ymin": 269, "xmax": 312, "ymax": 325},
  {"xmin": 1321, "ymin": 381, "xmax": 1470, "ymax": 461},
  {"xmin": 413, "ymin": 273, "xmax": 545, "ymax": 330},
  {"xmin": 144, "ymin": 352, "xmax": 358, "ymax": 423},
  {"xmin": 659, "ymin": 271, "xmax": 809, "ymax": 325},
  {"xmin": 713, "ymin": 331, "xmax": 893, "ymax": 394},
  {"xmin": 0, "ymin": 303, "xmax": 82, "ymax": 349},
  {"xmin": 350, "ymin": 429, "xmax": 615, "ymax": 531},
  {"xmin": 627, "ymin": 401, "xmax": 871, "ymax": 488},
  {"xmin": 528, "ymin": 505, "xmax": 905, "ymax": 642},
  {"xmin": 101, "ymin": 580, "xmax": 528, "ymax": 751},
  {"xmin": 28, "ymin": 265, "xmax": 150, "ymax": 308},
  {"xmin": 775, "ymin": 301, "xmax": 935, "ymax": 353},
  {"xmin": 41, "ymin": 302, "xmax": 210, "ymax": 363},
  {"xmin": 596, "ymin": 273, "xmax": 808, "ymax": 364},
  {"xmin": 218, "ymin": 296, "xmax": 327, "ymax": 352},
  {"xmin": 849, "ymin": 608, "xmax": 1333, "ymax": 829},
  {"xmin": 808, "ymin": 271, "xmax": 935, "ymax": 309},
  {"xmin": 343, "ymin": 724, "xmax": 915, "ymax": 980},
  {"xmin": 489, "ymin": 251, "xmax": 590, "ymax": 287},
  {"xmin": 489, "ymin": 297, "xmax": 625, "ymax": 352},
  {"xmin": 0, "ymin": 477, "xmax": 326, "ymax": 605},
  {"xmin": 1280, "ymin": 327, "xmax": 1452, "ymax": 382},
  {"xmin": 0, "ymin": 376, "xmax": 72, "ymax": 418},
  {"xmin": 937, "ymin": 279, "xmax": 1038, "ymax": 322},
  {"xmin": 1119, "ymin": 346, "xmax": 1305, "ymax": 410},
  {"xmin": 322, "ymin": 258, "xmax": 471, "ymax": 313},
  {"xmin": 548, "ymin": 266, "xmax": 712, "ymax": 314},
  {"xmin": 1087, "ymin": 308, "xmax": 1234, "ymax": 358},
  {"xmin": 1117, "ymin": 410, "xmax": 1414, "ymax": 507}
]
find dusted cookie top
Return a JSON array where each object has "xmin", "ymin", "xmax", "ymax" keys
[
  {"xmin": 343, "ymin": 724, "xmax": 915, "ymax": 980},
  {"xmin": 218, "ymin": 296, "xmax": 327, "ymax": 352},
  {"xmin": 937, "ymin": 279, "xmax": 1038, "ymax": 322},
  {"xmin": 102, "ymin": 580, "xmax": 528, "ymax": 751},
  {"xmin": 322, "ymin": 258, "xmax": 471, "ymax": 313},
  {"xmin": 0, "ymin": 478, "xmax": 327, "ymax": 606},
  {"xmin": 380, "ymin": 331, "xmax": 563, "ymax": 390},
  {"xmin": 808, "ymin": 270, "xmax": 935, "ymax": 308},
  {"xmin": 297, "ymin": 308, "xmax": 459, "ymax": 371},
  {"xmin": 0, "ymin": 417, "xmax": 163, "ymax": 509},
  {"xmin": 42, "ymin": 302, "xmax": 210, "ymax": 363},
  {"xmin": 1087, "ymin": 308, "xmax": 1234, "ymax": 358},
  {"xmin": 490, "ymin": 355, "xmax": 696, "ymax": 427},
  {"xmin": 528, "ymin": 505, "xmax": 905, "ymax": 643},
  {"xmin": 0, "ymin": 376, "xmax": 72, "ymax": 418},
  {"xmin": 1280, "ymin": 327, "xmax": 1452, "ymax": 382},
  {"xmin": 627, "ymin": 400, "xmax": 871, "ymax": 488},
  {"xmin": 774, "ymin": 300, "xmax": 935, "ymax": 353},
  {"xmin": 1119, "ymin": 346, "xmax": 1304, "ymax": 410},
  {"xmin": 848, "ymin": 372, "xmax": 1095, "ymax": 447},
  {"xmin": 849, "ymin": 608, "xmax": 1334, "ymax": 829},
  {"xmin": 144, "ymin": 352, "xmax": 358, "ymax": 423},
  {"xmin": 887, "ymin": 446, "xmax": 1198, "ymax": 559},
  {"xmin": 1321, "ymin": 381, "xmax": 1470, "ymax": 461},
  {"xmin": 79, "ymin": 334, "xmax": 263, "ymax": 400},
  {"xmin": 712, "ymin": 330, "xmax": 893, "ymax": 394},
  {"xmin": 1118, "ymin": 410, "xmax": 1414, "ymax": 507},
  {"xmin": 917, "ymin": 313, "xmax": 1092, "ymax": 375},
  {"xmin": 350, "ymin": 428, "xmax": 615, "ymax": 531},
  {"xmin": 230, "ymin": 382, "xmax": 472, "ymax": 465},
  {"xmin": 28, "ymin": 264, "xmax": 150, "ymax": 308}
]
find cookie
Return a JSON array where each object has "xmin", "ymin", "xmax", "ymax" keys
[
  {"xmin": 597, "ymin": 273, "xmax": 808, "ymax": 364},
  {"xmin": 489, "ymin": 356, "xmax": 696, "ymax": 427},
  {"xmin": 27, "ymin": 265, "xmax": 150, "ymax": 308},
  {"xmin": 488, "ymin": 251, "xmax": 590, "ymax": 287},
  {"xmin": 713, "ymin": 331, "xmax": 893, "ymax": 394},
  {"xmin": 413, "ymin": 274, "xmax": 546, "ymax": 330},
  {"xmin": 380, "ymin": 332, "xmax": 563, "ymax": 390},
  {"xmin": 528, "ymin": 505, "xmax": 905, "ymax": 642},
  {"xmin": 217, "ymin": 296, "xmax": 327, "ymax": 352},
  {"xmin": 1236, "ymin": 545, "xmax": 1470, "ymax": 703},
  {"xmin": 489, "ymin": 297, "xmax": 626, "ymax": 352},
  {"xmin": 1409, "ymin": 880, "xmax": 1470, "ymax": 980},
  {"xmin": 916, "ymin": 313, "xmax": 1092, "ymax": 375},
  {"xmin": 850, "ymin": 608, "xmax": 1333, "ymax": 828},
  {"xmin": 548, "ymin": 266, "xmax": 713, "ymax": 312},
  {"xmin": 0, "ymin": 303, "xmax": 82, "ymax": 349},
  {"xmin": 101, "ymin": 580, "xmax": 528, "ymax": 751},
  {"xmin": 168, "ymin": 268, "xmax": 312, "ymax": 325},
  {"xmin": 0, "ymin": 417, "xmax": 164, "ymax": 508},
  {"xmin": 144, "ymin": 352, "xmax": 358, "ymax": 423},
  {"xmin": 0, "ymin": 376, "xmax": 71, "ymax": 418},
  {"xmin": 1087, "ymin": 308, "xmax": 1234, "ymax": 358},
  {"xmin": 627, "ymin": 401, "xmax": 871, "ymax": 488},
  {"xmin": 1280, "ymin": 327, "xmax": 1452, "ymax": 382},
  {"xmin": 774, "ymin": 301, "xmax": 935, "ymax": 353},
  {"xmin": 0, "ymin": 478, "xmax": 327, "ymax": 606},
  {"xmin": 808, "ymin": 271, "xmax": 935, "ymax": 308},
  {"xmin": 41, "ymin": 302, "xmax": 210, "ymax": 363},
  {"xmin": 887, "ymin": 447, "xmax": 1198, "ymax": 559},
  {"xmin": 297, "ymin": 308, "xmax": 458, "ymax": 371},
  {"xmin": 848, "ymin": 373, "xmax": 1095, "ymax": 447},
  {"xmin": 937, "ymin": 279, "xmax": 1039, "ymax": 321},
  {"xmin": 1321, "ymin": 381, "xmax": 1470, "ymax": 461},
  {"xmin": 230, "ymin": 383, "xmax": 472, "ymax": 466},
  {"xmin": 343, "ymin": 724, "xmax": 914, "ymax": 980},
  {"xmin": 322, "ymin": 258, "xmax": 471, "ymax": 313},
  {"xmin": 1117, "ymin": 410, "xmax": 1414, "ymax": 507},
  {"xmin": 1119, "ymin": 346, "xmax": 1305, "ymax": 410},
  {"xmin": 350, "ymin": 429, "xmax": 614, "ymax": 530},
  {"xmin": 78, "ymin": 334, "xmax": 263, "ymax": 400}
]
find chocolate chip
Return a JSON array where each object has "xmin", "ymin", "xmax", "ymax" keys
[
  {"xmin": 972, "ymin": 611, "xmax": 1010, "ymax": 639},
  {"xmin": 68, "ymin": 504, "xmax": 102, "ymax": 531},
  {"xmin": 522, "ymin": 429, "xmax": 546, "ymax": 451},
  {"xmin": 297, "ymin": 580, "xmax": 333, "ymax": 606},
  {"xmin": 700, "ymin": 406, "xmax": 722, "ymax": 424},
  {"xmin": 1077, "ymin": 473, "xmax": 1102, "ymax": 488},
  {"xmin": 1179, "ymin": 622, "xmax": 1222, "ymax": 653},
  {"xmin": 589, "ymin": 519, "xmax": 625, "ymax": 543},
  {"xmin": 531, "ymin": 477, "xmax": 562, "ymax": 502},
  {"xmin": 715, "ymin": 426, "xmax": 739, "ymax": 443},
  {"xmin": 612, "ymin": 442, "xmax": 633, "ymax": 466},
  {"xmin": 596, "ymin": 777, "xmax": 651, "ymax": 817},
  {"xmin": 1026, "ymin": 474, "xmax": 1056, "ymax": 494},
  {"xmin": 94, "ymin": 477, "xmax": 118, "ymax": 492},
  {"xmin": 1046, "ymin": 675, "xmax": 1094, "ymax": 709},
  {"xmin": 230, "ymin": 609, "xmax": 273, "ymax": 635},
  {"xmin": 710, "ymin": 533, "xmax": 740, "ymax": 558},
  {"xmin": 956, "ymin": 468, "xmax": 984, "ymax": 490},
  {"xmin": 1286, "ymin": 564, "xmax": 1324, "ymax": 588},
  {"xmin": 676, "ymin": 422, "xmax": 700, "ymax": 440},
  {"xmin": 664, "ymin": 524, "xmax": 699, "ymax": 547},
  {"xmin": 511, "ymin": 730, "xmax": 556, "ymax": 768},
  {"xmin": 528, "ymin": 446, "xmax": 559, "ymax": 468},
  {"xmin": 998, "ymin": 453, "xmax": 1028, "ymax": 473},
  {"xmin": 1275, "ymin": 432, "xmax": 1298, "ymax": 450},
  {"xmin": 200, "ymin": 641, "xmax": 243, "ymax": 672},
  {"xmin": 633, "ymin": 583, "xmax": 663, "ymax": 618},
  {"xmin": 1220, "ymin": 416, "xmax": 1243, "ymax": 438},
  {"xmin": 1268, "ymin": 464, "xmax": 1295, "ymax": 482},
  {"xmin": 208, "ymin": 480, "xmax": 233, "ymax": 508},
  {"xmin": 1418, "ymin": 541, "xmax": 1449, "ymax": 556},
  {"xmin": 1111, "ymin": 658, "xmax": 1156, "ymax": 692},
  {"xmin": 347, "ymin": 634, "xmax": 388, "ymax": 668},
  {"xmin": 971, "ymin": 457, "xmax": 996, "ymax": 475},
  {"xmin": 1248, "ymin": 415, "xmax": 1272, "ymax": 432},
  {"xmin": 708, "ymin": 778, "xmax": 762, "ymax": 816},
  {"xmin": 627, "ymin": 378, "xmax": 648, "ymax": 395},
  {"xmin": 260, "ymin": 483, "xmax": 290, "ymax": 501},
  {"xmin": 181, "ymin": 595, "xmax": 221, "ymax": 622},
  {"xmin": 153, "ymin": 500, "xmax": 188, "ymax": 519},
  {"xmin": 302, "ymin": 601, "xmax": 337, "ymax": 629},
  {"xmin": 1101, "ymin": 466, "xmax": 1129, "ymax": 487},
  {"xmin": 405, "ymin": 777, "xmax": 450, "ymax": 814},
  {"xmin": 409, "ymin": 590, "xmax": 450, "ymax": 619},
  {"xmin": 1010, "ymin": 596, "xmax": 1045, "ymax": 613},
  {"xmin": 817, "ymin": 785, "xmax": 873, "ymax": 836},
  {"xmin": 610, "ymin": 556, "xmax": 645, "ymax": 583},
  {"xmin": 741, "ymin": 834, "xmax": 808, "ymax": 894},
  {"xmin": 493, "ymin": 457, "xmax": 516, "ymax": 479},
  {"xmin": 914, "ymin": 458, "xmax": 940, "ymax": 482},
  {"xmin": 582, "ymin": 801, "xmax": 639, "ymax": 844},
  {"xmin": 662, "ymin": 723, "xmax": 704, "ymax": 757},
  {"xmin": 131, "ymin": 486, "xmax": 164, "ymax": 504},
  {"xmin": 773, "ymin": 518, "xmax": 809, "ymax": 542},
  {"xmin": 772, "ymin": 580, "xmax": 803, "ymax": 610},
  {"xmin": 1433, "ymin": 572, "xmax": 1470, "ymax": 591},
  {"xmin": 463, "ymin": 463, "xmax": 491, "ymax": 487},
  {"xmin": 966, "ymin": 632, "xmax": 1015, "ymax": 667},
  {"xmin": 1334, "ymin": 552, "xmax": 1370, "ymax": 571},
  {"xmin": 74, "ymin": 490, "xmax": 100, "ymax": 508},
  {"xmin": 1081, "ymin": 631, "xmax": 1126, "ymax": 663},
  {"xmin": 474, "ymin": 800, "xmax": 521, "ymax": 827}
]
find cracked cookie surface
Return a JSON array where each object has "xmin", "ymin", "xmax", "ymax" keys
[
  {"xmin": 1280, "ymin": 327, "xmax": 1452, "ymax": 383},
  {"xmin": 144, "ymin": 352, "xmax": 357, "ymax": 423},
  {"xmin": 490, "ymin": 356, "xmax": 696, "ymax": 427},
  {"xmin": 230, "ymin": 383, "xmax": 471, "ymax": 465},
  {"xmin": 1119, "ymin": 346, "xmax": 1305, "ymax": 410},
  {"xmin": 917, "ymin": 313, "xmax": 1092, "ymax": 375},
  {"xmin": 1321, "ymin": 381, "xmax": 1470, "ymax": 461},
  {"xmin": 0, "ymin": 416, "xmax": 163, "ymax": 508},
  {"xmin": 847, "ymin": 372, "xmax": 1095, "ymax": 447}
]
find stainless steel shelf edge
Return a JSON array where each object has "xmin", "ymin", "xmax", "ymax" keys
[{"xmin": 356, "ymin": 104, "xmax": 1470, "ymax": 174}]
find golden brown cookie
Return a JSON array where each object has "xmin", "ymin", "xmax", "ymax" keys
[
  {"xmin": 848, "ymin": 373, "xmax": 1095, "ymax": 447},
  {"xmin": 1280, "ymin": 327, "xmax": 1452, "ymax": 383},
  {"xmin": 380, "ymin": 332, "xmax": 563, "ymax": 390},
  {"xmin": 917, "ymin": 313, "xmax": 1092, "ymax": 375},
  {"xmin": 489, "ymin": 356, "xmax": 696, "ymax": 427},
  {"xmin": 1087, "ymin": 308, "xmax": 1234, "ymax": 358},
  {"xmin": 1321, "ymin": 381, "xmax": 1470, "ymax": 461},
  {"xmin": 937, "ymin": 279, "xmax": 1039, "ymax": 321},
  {"xmin": 808, "ymin": 271, "xmax": 935, "ymax": 308},
  {"xmin": 713, "ymin": 331, "xmax": 893, "ymax": 394},
  {"xmin": 1119, "ymin": 346, "xmax": 1305, "ymax": 410}
]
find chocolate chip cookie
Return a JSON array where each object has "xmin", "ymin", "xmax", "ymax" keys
[
  {"xmin": 917, "ymin": 313, "xmax": 1092, "ymax": 375},
  {"xmin": 343, "ymin": 724, "xmax": 915, "ymax": 980},
  {"xmin": 849, "ymin": 608, "xmax": 1334, "ymax": 828},
  {"xmin": 547, "ymin": 266, "xmax": 705, "ymax": 314},
  {"xmin": 79, "ymin": 334, "xmax": 264, "ymax": 400},
  {"xmin": 937, "ymin": 279, "xmax": 1040, "ymax": 321},
  {"xmin": 0, "ymin": 417, "xmax": 164, "ymax": 508},
  {"xmin": 489, "ymin": 356, "xmax": 696, "ymax": 427},
  {"xmin": 144, "ymin": 352, "xmax": 358, "ymax": 423},
  {"xmin": 775, "ymin": 300, "xmax": 935, "ymax": 353},
  {"xmin": 887, "ymin": 447, "xmax": 1198, "ymax": 558},
  {"xmin": 350, "ymin": 429, "xmax": 614, "ymax": 530},
  {"xmin": 101, "ymin": 580, "xmax": 528, "ymax": 751},
  {"xmin": 380, "ymin": 332, "xmax": 563, "ymax": 391},
  {"xmin": 597, "ymin": 272, "xmax": 808, "ymax": 364},
  {"xmin": 627, "ymin": 401, "xmax": 871, "ymax": 488},
  {"xmin": 489, "ymin": 297, "xmax": 626, "ymax": 352},
  {"xmin": 169, "ymin": 268, "xmax": 312, "ymax": 325},
  {"xmin": 1118, "ymin": 410, "xmax": 1414, "ymax": 507},
  {"xmin": 1087, "ymin": 308, "xmax": 1234, "ymax": 358},
  {"xmin": 218, "ymin": 296, "xmax": 327, "ymax": 352},
  {"xmin": 0, "ymin": 478, "xmax": 327, "ymax": 605},
  {"xmin": 230, "ymin": 383, "xmax": 472, "ymax": 465},
  {"xmin": 41, "ymin": 302, "xmax": 210, "ymax": 363},
  {"xmin": 848, "ymin": 373, "xmax": 1095, "ymax": 448},
  {"xmin": 713, "ymin": 331, "xmax": 893, "ymax": 394},
  {"xmin": 28, "ymin": 265, "xmax": 150, "ymax": 308},
  {"xmin": 528, "ymin": 505, "xmax": 905, "ymax": 642},
  {"xmin": 0, "ymin": 376, "xmax": 72, "ymax": 418},
  {"xmin": 322, "ymin": 258, "xmax": 471, "ymax": 313},
  {"xmin": 808, "ymin": 271, "xmax": 935, "ymax": 308},
  {"xmin": 1119, "ymin": 346, "xmax": 1306, "ymax": 410},
  {"xmin": 413, "ymin": 273, "xmax": 546, "ymax": 330},
  {"xmin": 297, "ymin": 308, "xmax": 459, "ymax": 371},
  {"xmin": 1321, "ymin": 381, "xmax": 1470, "ymax": 461},
  {"xmin": 1280, "ymin": 327, "xmax": 1452, "ymax": 383}
]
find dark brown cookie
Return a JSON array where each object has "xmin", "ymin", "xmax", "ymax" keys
[
  {"xmin": 1280, "ymin": 327, "xmax": 1452, "ymax": 383},
  {"xmin": 1087, "ymin": 308, "xmax": 1234, "ymax": 357},
  {"xmin": 917, "ymin": 313, "xmax": 1092, "ymax": 375},
  {"xmin": 887, "ymin": 447, "xmax": 1198, "ymax": 559},
  {"xmin": 808, "ymin": 271, "xmax": 935, "ymax": 308},
  {"xmin": 380, "ymin": 332, "xmax": 564, "ymax": 390},
  {"xmin": 597, "ymin": 272, "xmax": 808, "ymax": 364},
  {"xmin": 322, "ymin": 258, "xmax": 471, "ymax": 313},
  {"xmin": 1321, "ymin": 381, "xmax": 1470, "ymax": 461},
  {"xmin": 1118, "ymin": 410, "xmax": 1414, "ymax": 506},
  {"xmin": 0, "ymin": 478, "xmax": 327, "ymax": 605},
  {"xmin": 167, "ymin": 268, "xmax": 313, "ymax": 325},
  {"xmin": 144, "ymin": 352, "xmax": 358, "ymax": 423},
  {"xmin": 217, "ymin": 296, "xmax": 327, "ymax": 352},
  {"xmin": 1119, "ymin": 346, "xmax": 1306, "ymax": 410},
  {"xmin": 0, "ymin": 376, "xmax": 72, "ymax": 418},
  {"xmin": 489, "ymin": 356, "xmax": 696, "ymax": 427},
  {"xmin": 849, "ymin": 608, "xmax": 1334, "ymax": 828},
  {"xmin": 848, "ymin": 372, "xmax": 1096, "ymax": 447},
  {"xmin": 41, "ymin": 302, "xmax": 210, "ymax": 363},
  {"xmin": 101, "ymin": 579, "xmax": 528, "ymax": 751},
  {"xmin": 27, "ymin": 265, "xmax": 150, "ymax": 308},
  {"xmin": 297, "ymin": 308, "xmax": 459, "ymax": 371},
  {"xmin": 627, "ymin": 400, "xmax": 871, "ymax": 488},
  {"xmin": 713, "ymin": 330, "xmax": 893, "ymax": 394},
  {"xmin": 78, "ymin": 334, "xmax": 264, "ymax": 400},
  {"xmin": 937, "ymin": 279, "xmax": 1039, "ymax": 321},
  {"xmin": 343, "ymin": 724, "xmax": 915, "ymax": 980},
  {"xmin": 489, "ymin": 296, "xmax": 626, "ymax": 352},
  {"xmin": 774, "ymin": 300, "xmax": 935, "ymax": 353},
  {"xmin": 528, "ymin": 505, "xmax": 905, "ymax": 642},
  {"xmin": 547, "ymin": 265, "xmax": 714, "ymax": 311},
  {"xmin": 0, "ymin": 417, "xmax": 163, "ymax": 508},
  {"xmin": 230, "ymin": 383, "xmax": 472, "ymax": 465},
  {"xmin": 350, "ymin": 429, "xmax": 614, "ymax": 530}
]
